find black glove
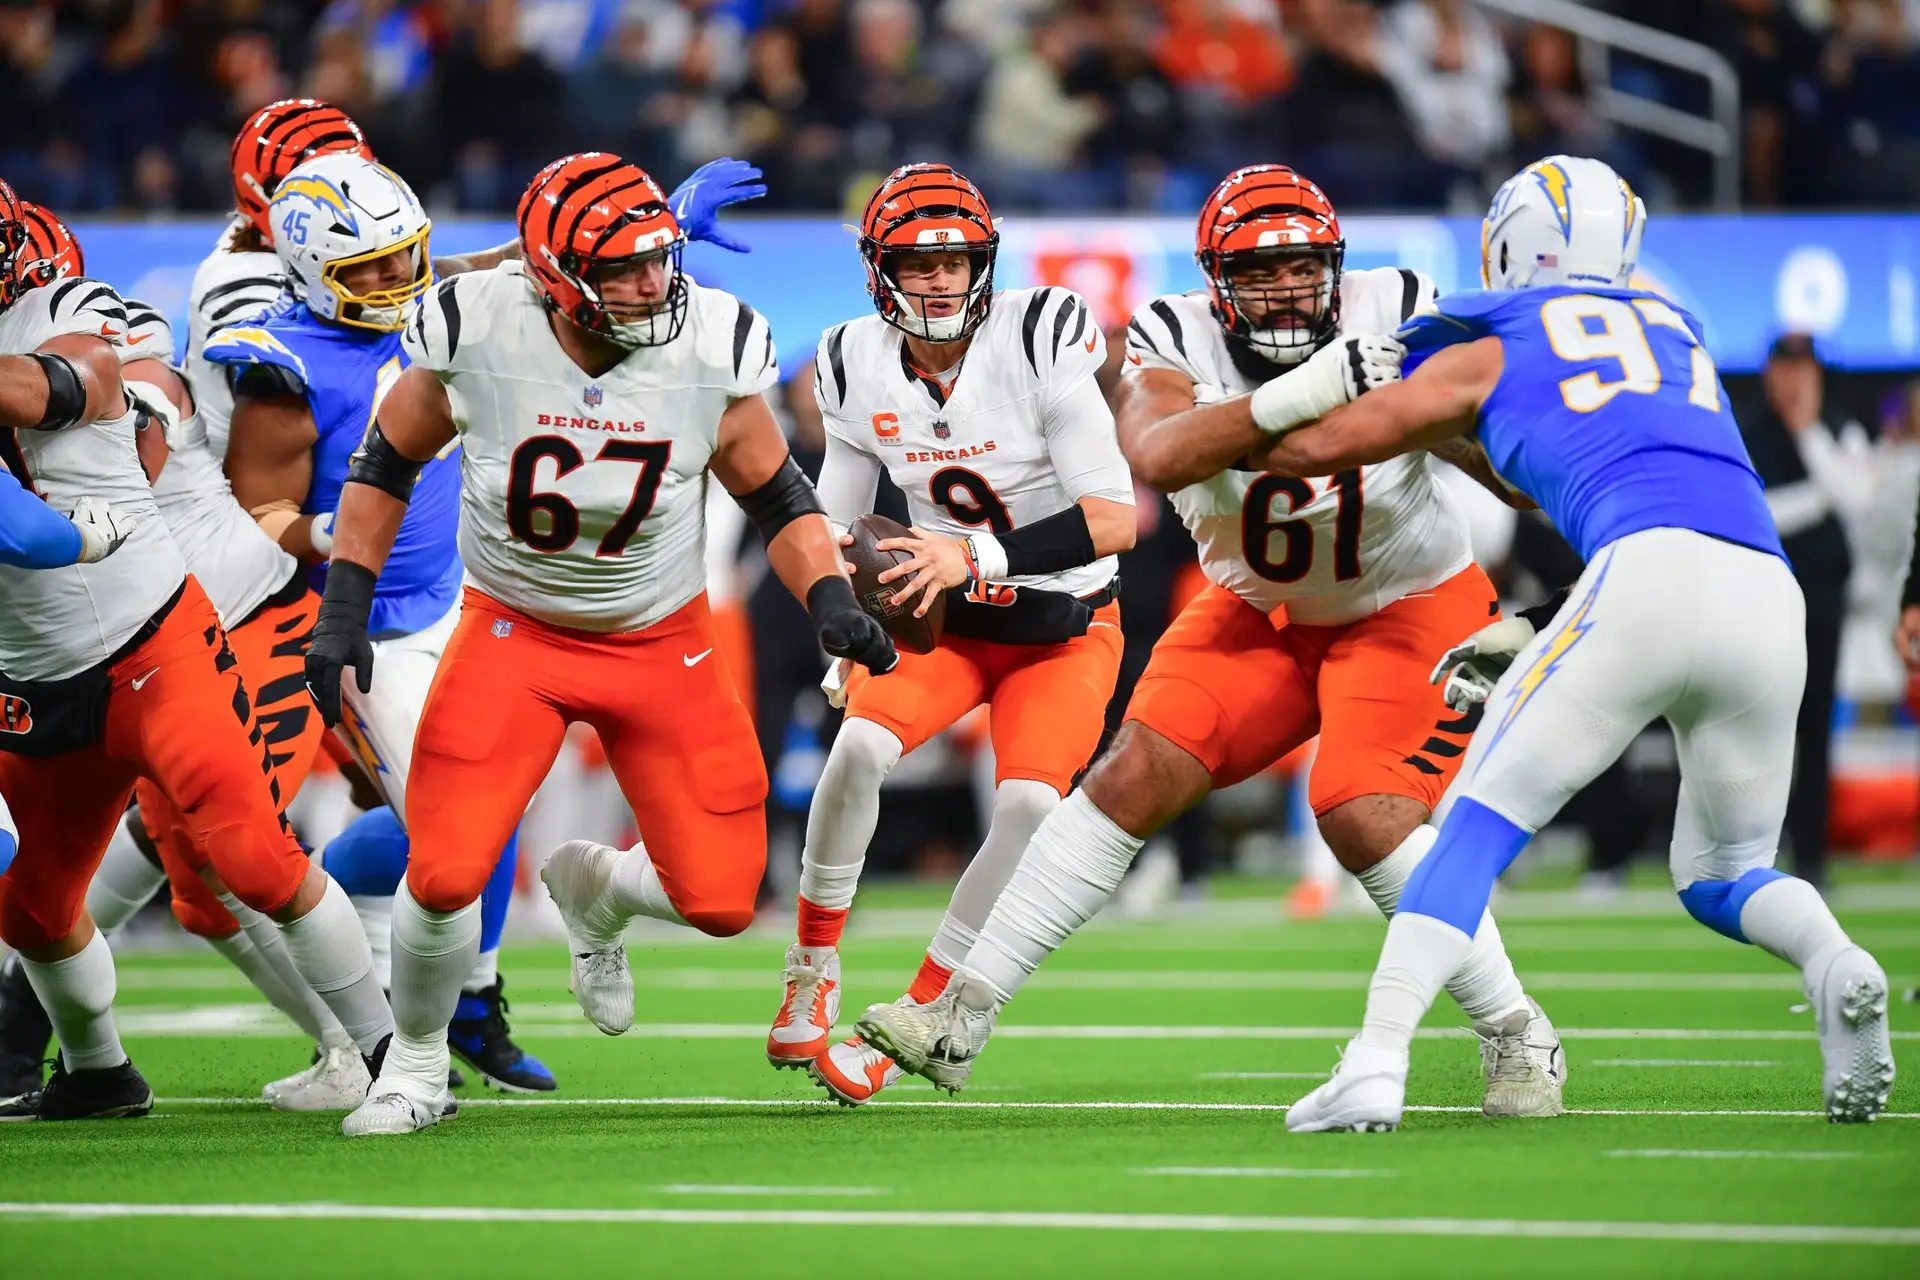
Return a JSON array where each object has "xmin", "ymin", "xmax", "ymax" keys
[
  {"xmin": 807, "ymin": 576, "xmax": 897, "ymax": 674},
  {"xmin": 305, "ymin": 560, "xmax": 378, "ymax": 727}
]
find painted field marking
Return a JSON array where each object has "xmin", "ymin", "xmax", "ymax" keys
[
  {"xmin": 654, "ymin": 1185, "xmax": 891, "ymax": 1196},
  {"xmin": 2, "ymin": 1202, "xmax": 1915, "ymax": 1246},
  {"xmin": 1604, "ymin": 1150, "xmax": 1863, "ymax": 1161},
  {"xmin": 1199, "ymin": 1072, "xmax": 1329, "ymax": 1080},
  {"xmin": 1591, "ymin": 1060, "xmax": 1785, "ymax": 1068},
  {"xmin": 1136, "ymin": 1167, "xmax": 1390, "ymax": 1179}
]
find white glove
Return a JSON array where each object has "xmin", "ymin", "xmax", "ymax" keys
[
  {"xmin": 1429, "ymin": 615, "xmax": 1538, "ymax": 713},
  {"xmin": 309, "ymin": 510, "xmax": 336, "ymax": 558},
  {"xmin": 124, "ymin": 378, "xmax": 182, "ymax": 449},
  {"xmin": 820, "ymin": 656, "xmax": 852, "ymax": 710},
  {"xmin": 1248, "ymin": 333, "xmax": 1405, "ymax": 435},
  {"xmin": 69, "ymin": 497, "xmax": 137, "ymax": 564}
]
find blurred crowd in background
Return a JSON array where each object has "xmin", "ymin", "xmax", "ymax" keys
[{"xmin": 3, "ymin": 0, "xmax": 1919, "ymax": 217}]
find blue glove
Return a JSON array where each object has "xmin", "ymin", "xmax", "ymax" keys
[{"xmin": 668, "ymin": 158, "xmax": 767, "ymax": 255}]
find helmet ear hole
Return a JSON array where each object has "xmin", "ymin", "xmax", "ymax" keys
[{"xmin": 1499, "ymin": 242, "xmax": 1510, "ymax": 275}]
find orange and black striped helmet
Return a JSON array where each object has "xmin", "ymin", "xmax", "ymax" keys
[
  {"xmin": 18, "ymin": 201, "xmax": 83, "ymax": 291},
  {"xmin": 858, "ymin": 163, "xmax": 998, "ymax": 342},
  {"xmin": 1195, "ymin": 165, "xmax": 1344, "ymax": 365},
  {"xmin": 0, "ymin": 178, "xmax": 29, "ymax": 311},
  {"xmin": 230, "ymin": 98, "xmax": 373, "ymax": 239},
  {"xmin": 518, "ymin": 152, "xmax": 687, "ymax": 348}
]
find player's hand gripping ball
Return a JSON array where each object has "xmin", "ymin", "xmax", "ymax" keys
[{"xmin": 846, "ymin": 513, "xmax": 947, "ymax": 655}]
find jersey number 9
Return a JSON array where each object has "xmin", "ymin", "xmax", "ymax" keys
[{"xmin": 1540, "ymin": 294, "xmax": 1722, "ymax": 415}]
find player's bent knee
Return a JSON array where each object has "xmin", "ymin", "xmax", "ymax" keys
[
  {"xmin": 1676, "ymin": 865, "xmax": 1787, "ymax": 943},
  {"xmin": 404, "ymin": 858, "xmax": 494, "ymax": 915},
  {"xmin": 993, "ymin": 778, "xmax": 1061, "ymax": 831},
  {"xmin": 200, "ymin": 823, "xmax": 305, "ymax": 915},
  {"xmin": 1317, "ymin": 794, "xmax": 1430, "ymax": 874},
  {"xmin": 681, "ymin": 901, "xmax": 755, "ymax": 938},
  {"xmin": 830, "ymin": 718, "xmax": 904, "ymax": 787},
  {"xmin": 170, "ymin": 890, "xmax": 239, "ymax": 940},
  {"xmin": 1082, "ymin": 722, "xmax": 1209, "ymax": 838}
]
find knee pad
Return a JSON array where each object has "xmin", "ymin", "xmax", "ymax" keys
[
  {"xmin": 1677, "ymin": 866, "xmax": 1787, "ymax": 943},
  {"xmin": 321, "ymin": 806, "xmax": 410, "ymax": 897},
  {"xmin": 404, "ymin": 854, "xmax": 494, "ymax": 915},
  {"xmin": 680, "ymin": 901, "xmax": 755, "ymax": 938},
  {"xmin": 829, "ymin": 718, "xmax": 904, "ymax": 789},
  {"xmin": 200, "ymin": 821, "xmax": 305, "ymax": 915},
  {"xmin": 170, "ymin": 883, "xmax": 240, "ymax": 940}
]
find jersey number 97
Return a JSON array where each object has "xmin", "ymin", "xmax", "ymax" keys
[{"xmin": 1539, "ymin": 294, "xmax": 1722, "ymax": 416}]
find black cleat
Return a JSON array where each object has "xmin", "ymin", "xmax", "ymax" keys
[
  {"xmin": 0, "ymin": 953, "xmax": 54, "ymax": 1094},
  {"xmin": 0, "ymin": 1056, "xmax": 153, "ymax": 1121},
  {"xmin": 449, "ymin": 977, "xmax": 556, "ymax": 1093}
]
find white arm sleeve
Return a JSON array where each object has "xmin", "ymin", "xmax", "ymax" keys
[
  {"xmin": 817, "ymin": 431, "xmax": 883, "ymax": 532},
  {"xmin": 1043, "ymin": 375, "xmax": 1135, "ymax": 505}
]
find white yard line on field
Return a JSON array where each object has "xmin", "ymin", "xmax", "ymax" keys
[
  {"xmin": 1603, "ymin": 1150, "xmax": 1862, "ymax": 1161},
  {"xmin": 1591, "ymin": 1060, "xmax": 1785, "ymax": 1068},
  {"xmin": 2, "ymin": 1202, "xmax": 1915, "ymax": 1246},
  {"xmin": 1198, "ymin": 1072, "xmax": 1330, "ymax": 1080},
  {"xmin": 654, "ymin": 1185, "xmax": 891, "ymax": 1196},
  {"xmin": 148, "ymin": 1096, "xmax": 1920, "ymax": 1120},
  {"xmin": 1135, "ymin": 1167, "xmax": 1390, "ymax": 1179}
]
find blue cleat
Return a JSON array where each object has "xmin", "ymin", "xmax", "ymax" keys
[{"xmin": 448, "ymin": 976, "xmax": 556, "ymax": 1093}]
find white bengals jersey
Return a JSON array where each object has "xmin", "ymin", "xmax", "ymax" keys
[
  {"xmin": 1127, "ymin": 267, "xmax": 1471, "ymax": 626},
  {"xmin": 185, "ymin": 223, "xmax": 287, "ymax": 460},
  {"xmin": 405, "ymin": 260, "xmax": 778, "ymax": 633},
  {"xmin": 815, "ymin": 286, "xmax": 1133, "ymax": 599},
  {"xmin": 120, "ymin": 301, "xmax": 296, "ymax": 627},
  {"xmin": 0, "ymin": 278, "xmax": 185, "ymax": 679}
]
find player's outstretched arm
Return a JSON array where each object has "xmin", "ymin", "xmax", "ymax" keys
[
  {"xmin": 226, "ymin": 380, "xmax": 328, "ymax": 559},
  {"xmin": 0, "ymin": 332, "xmax": 124, "ymax": 432},
  {"xmin": 305, "ymin": 368, "xmax": 456, "ymax": 726},
  {"xmin": 432, "ymin": 240, "xmax": 521, "ymax": 278},
  {"xmin": 1258, "ymin": 336, "xmax": 1503, "ymax": 477},
  {"xmin": 1115, "ymin": 365, "xmax": 1267, "ymax": 491},
  {"xmin": 713, "ymin": 391, "xmax": 896, "ymax": 674}
]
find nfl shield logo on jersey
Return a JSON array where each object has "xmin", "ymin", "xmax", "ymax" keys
[
  {"xmin": 583, "ymin": 385, "xmax": 603, "ymax": 408},
  {"xmin": 491, "ymin": 619, "xmax": 512, "ymax": 639},
  {"xmin": 932, "ymin": 418, "xmax": 951, "ymax": 440}
]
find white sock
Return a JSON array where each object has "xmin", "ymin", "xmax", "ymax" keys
[
  {"xmin": 931, "ymin": 779, "xmax": 1058, "ymax": 970},
  {"xmin": 84, "ymin": 818, "xmax": 165, "ymax": 934},
  {"xmin": 1357, "ymin": 912, "xmax": 1473, "ymax": 1052},
  {"xmin": 966, "ymin": 790, "xmax": 1144, "ymax": 1003},
  {"xmin": 206, "ymin": 929, "xmax": 325, "ymax": 1041},
  {"xmin": 797, "ymin": 718, "xmax": 901, "ymax": 911},
  {"xmin": 385, "ymin": 883, "xmax": 481, "ymax": 1097},
  {"xmin": 1737, "ymin": 876, "xmax": 1854, "ymax": 975},
  {"xmin": 215, "ymin": 892, "xmax": 346, "ymax": 1044},
  {"xmin": 276, "ymin": 875, "xmax": 393, "ymax": 1055},
  {"xmin": 353, "ymin": 894, "xmax": 394, "ymax": 989},
  {"xmin": 22, "ymin": 932, "xmax": 125, "ymax": 1071},
  {"xmin": 1354, "ymin": 824, "xmax": 1530, "ymax": 1026},
  {"xmin": 462, "ymin": 947, "xmax": 500, "ymax": 995},
  {"xmin": 606, "ymin": 844, "xmax": 688, "ymax": 927}
]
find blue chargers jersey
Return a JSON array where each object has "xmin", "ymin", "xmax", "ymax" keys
[
  {"xmin": 1400, "ymin": 285, "xmax": 1782, "ymax": 564},
  {"xmin": 204, "ymin": 298, "xmax": 463, "ymax": 636}
]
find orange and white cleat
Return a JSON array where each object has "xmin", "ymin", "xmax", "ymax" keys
[
  {"xmin": 767, "ymin": 944, "xmax": 839, "ymax": 1069},
  {"xmin": 809, "ymin": 1036, "xmax": 903, "ymax": 1106}
]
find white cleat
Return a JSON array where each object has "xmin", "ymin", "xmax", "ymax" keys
[
  {"xmin": 1478, "ymin": 998, "xmax": 1566, "ymax": 1118},
  {"xmin": 540, "ymin": 839, "xmax": 634, "ymax": 1035},
  {"xmin": 856, "ymin": 971, "xmax": 996, "ymax": 1094},
  {"xmin": 340, "ymin": 1085, "xmax": 457, "ymax": 1137},
  {"xmin": 263, "ymin": 1040, "xmax": 371, "ymax": 1112},
  {"xmin": 1285, "ymin": 1040, "xmax": 1407, "ymax": 1133},
  {"xmin": 809, "ymin": 1034, "xmax": 904, "ymax": 1106},
  {"xmin": 1810, "ymin": 946, "xmax": 1895, "ymax": 1123},
  {"xmin": 767, "ymin": 945, "xmax": 840, "ymax": 1069}
]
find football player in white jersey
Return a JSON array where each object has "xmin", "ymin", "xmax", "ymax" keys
[
  {"xmin": 0, "ymin": 178, "xmax": 393, "ymax": 1121},
  {"xmin": 306, "ymin": 152, "xmax": 895, "ymax": 1136},
  {"xmin": 859, "ymin": 165, "xmax": 1563, "ymax": 1117},
  {"xmin": 763, "ymin": 163, "xmax": 1136, "ymax": 1104}
]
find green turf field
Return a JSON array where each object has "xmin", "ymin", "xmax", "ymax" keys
[{"xmin": 4, "ymin": 891, "xmax": 1917, "ymax": 1278}]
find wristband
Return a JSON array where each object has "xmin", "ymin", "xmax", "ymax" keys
[
  {"xmin": 310, "ymin": 511, "xmax": 336, "ymax": 557},
  {"xmin": 961, "ymin": 532, "xmax": 1008, "ymax": 583},
  {"xmin": 318, "ymin": 559, "xmax": 378, "ymax": 628}
]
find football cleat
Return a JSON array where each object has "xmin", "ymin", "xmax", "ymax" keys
[
  {"xmin": 810, "ymin": 1035, "xmax": 903, "ymax": 1106},
  {"xmin": 856, "ymin": 970, "xmax": 997, "ymax": 1094},
  {"xmin": 1811, "ymin": 946, "xmax": 1895, "ymax": 1123},
  {"xmin": 0, "ymin": 1056, "xmax": 153, "ymax": 1121},
  {"xmin": 449, "ymin": 977, "xmax": 558, "ymax": 1093},
  {"xmin": 0, "ymin": 952, "xmax": 52, "ymax": 1096},
  {"xmin": 541, "ymin": 839, "xmax": 635, "ymax": 1035},
  {"xmin": 264, "ymin": 1038, "xmax": 371, "ymax": 1112},
  {"xmin": 1477, "ymin": 998, "xmax": 1566, "ymax": 1118},
  {"xmin": 341, "ymin": 1084, "xmax": 457, "ymax": 1137},
  {"xmin": 767, "ymin": 944, "xmax": 840, "ymax": 1068},
  {"xmin": 1284, "ymin": 1040, "xmax": 1407, "ymax": 1133}
]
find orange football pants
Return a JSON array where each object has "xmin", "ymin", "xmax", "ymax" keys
[
  {"xmin": 0, "ymin": 577, "xmax": 311, "ymax": 951},
  {"xmin": 137, "ymin": 585, "xmax": 325, "ymax": 938},
  {"xmin": 404, "ymin": 587, "xmax": 767, "ymax": 934},
  {"xmin": 845, "ymin": 600, "xmax": 1124, "ymax": 794},
  {"xmin": 1125, "ymin": 567, "xmax": 1498, "ymax": 813}
]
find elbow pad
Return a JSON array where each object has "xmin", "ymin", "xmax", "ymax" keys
[
  {"xmin": 736, "ymin": 455, "xmax": 824, "ymax": 544},
  {"xmin": 30, "ymin": 352, "xmax": 87, "ymax": 431},
  {"xmin": 346, "ymin": 422, "xmax": 426, "ymax": 502}
]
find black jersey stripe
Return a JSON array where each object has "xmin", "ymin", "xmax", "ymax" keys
[
  {"xmin": 1147, "ymin": 299, "xmax": 1188, "ymax": 362},
  {"xmin": 436, "ymin": 279, "xmax": 463, "ymax": 361},
  {"xmin": 731, "ymin": 300, "xmax": 755, "ymax": 379},
  {"xmin": 1020, "ymin": 288, "xmax": 1052, "ymax": 375},
  {"xmin": 1397, "ymin": 268, "xmax": 1420, "ymax": 322},
  {"xmin": 826, "ymin": 323, "xmax": 848, "ymax": 408}
]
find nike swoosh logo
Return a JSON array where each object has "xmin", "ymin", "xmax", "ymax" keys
[
  {"xmin": 1126, "ymin": 353, "xmax": 1142, "ymax": 365},
  {"xmin": 126, "ymin": 332, "xmax": 151, "ymax": 345},
  {"xmin": 1084, "ymin": 336, "xmax": 1098, "ymax": 352},
  {"xmin": 671, "ymin": 180, "xmax": 701, "ymax": 218},
  {"xmin": 130, "ymin": 668, "xmax": 159, "ymax": 690},
  {"xmin": 99, "ymin": 322, "xmax": 120, "ymax": 341},
  {"xmin": 683, "ymin": 648, "xmax": 713, "ymax": 668}
]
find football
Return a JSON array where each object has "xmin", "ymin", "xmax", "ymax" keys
[{"xmin": 846, "ymin": 512, "xmax": 945, "ymax": 655}]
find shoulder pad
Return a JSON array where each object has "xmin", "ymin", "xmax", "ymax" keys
[
  {"xmin": 203, "ymin": 324, "xmax": 312, "ymax": 386},
  {"xmin": 230, "ymin": 360, "xmax": 308, "ymax": 400},
  {"xmin": 814, "ymin": 321, "xmax": 856, "ymax": 413},
  {"xmin": 1127, "ymin": 293, "xmax": 1208, "ymax": 379},
  {"xmin": 1008, "ymin": 286, "xmax": 1099, "ymax": 381},
  {"xmin": 118, "ymin": 298, "xmax": 176, "ymax": 364},
  {"xmin": 1397, "ymin": 290, "xmax": 1505, "ymax": 357}
]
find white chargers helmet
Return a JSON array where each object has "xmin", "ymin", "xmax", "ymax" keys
[
  {"xmin": 1481, "ymin": 156, "xmax": 1646, "ymax": 292},
  {"xmin": 269, "ymin": 152, "xmax": 431, "ymax": 332}
]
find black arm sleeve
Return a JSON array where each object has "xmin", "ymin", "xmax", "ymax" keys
[
  {"xmin": 1903, "ymin": 491, "xmax": 1920, "ymax": 609},
  {"xmin": 1517, "ymin": 588, "xmax": 1573, "ymax": 634},
  {"xmin": 229, "ymin": 362, "xmax": 307, "ymax": 400},
  {"xmin": 29, "ymin": 352, "xmax": 87, "ymax": 430},
  {"xmin": 735, "ymin": 454, "xmax": 825, "ymax": 545},
  {"xmin": 998, "ymin": 504, "xmax": 1097, "ymax": 577},
  {"xmin": 345, "ymin": 422, "xmax": 426, "ymax": 502}
]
